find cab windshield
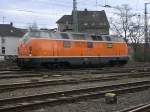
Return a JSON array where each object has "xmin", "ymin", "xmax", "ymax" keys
[
  {"xmin": 21, "ymin": 31, "xmax": 51, "ymax": 43},
  {"xmin": 29, "ymin": 31, "xmax": 51, "ymax": 38}
]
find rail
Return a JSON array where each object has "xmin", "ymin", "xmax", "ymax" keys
[{"xmin": 0, "ymin": 80, "xmax": 149, "ymax": 112}]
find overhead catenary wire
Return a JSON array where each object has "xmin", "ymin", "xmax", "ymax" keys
[
  {"xmin": 0, "ymin": 0, "xmax": 146, "ymax": 29},
  {"xmin": 0, "ymin": 9, "xmax": 70, "ymax": 16}
]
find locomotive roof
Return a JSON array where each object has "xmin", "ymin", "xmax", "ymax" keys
[{"xmin": 22, "ymin": 30, "xmax": 125, "ymax": 43}]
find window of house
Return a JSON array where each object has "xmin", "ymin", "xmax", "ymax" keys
[
  {"xmin": 99, "ymin": 23, "xmax": 103, "ymax": 25},
  {"xmin": 92, "ymin": 14, "xmax": 96, "ymax": 17},
  {"xmin": 64, "ymin": 41, "xmax": 71, "ymax": 48},
  {"xmin": 61, "ymin": 33, "xmax": 69, "ymax": 39},
  {"xmin": 91, "ymin": 23, "xmax": 95, "ymax": 26},
  {"xmin": 103, "ymin": 23, "xmax": 107, "ymax": 26},
  {"xmin": 87, "ymin": 42, "xmax": 93, "ymax": 48},
  {"xmin": 1, "ymin": 38, "xmax": 5, "ymax": 43},
  {"xmin": 10, "ymin": 29, "xmax": 13, "ymax": 33},
  {"xmin": 84, "ymin": 23, "xmax": 88, "ymax": 26},
  {"xmin": 2, "ymin": 47, "xmax": 5, "ymax": 54}
]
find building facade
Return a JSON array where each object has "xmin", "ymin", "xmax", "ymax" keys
[
  {"xmin": 56, "ymin": 9, "xmax": 110, "ymax": 35},
  {"xmin": 0, "ymin": 23, "xmax": 25, "ymax": 56}
]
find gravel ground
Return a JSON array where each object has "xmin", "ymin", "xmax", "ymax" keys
[
  {"xmin": 0, "ymin": 71, "xmax": 147, "ymax": 85},
  {"xmin": 0, "ymin": 76, "xmax": 42, "ymax": 84},
  {"xmin": 0, "ymin": 61, "xmax": 150, "ymax": 86},
  {"xmin": 24, "ymin": 89, "xmax": 150, "ymax": 112},
  {"xmin": 0, "ymin": 77, "xmax": 149, "ymax": 99},
  {"xmin": 0, "ymin": 61, "xmax": 150, "ymax": 112}
]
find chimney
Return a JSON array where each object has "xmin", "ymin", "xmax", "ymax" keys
[
  {"xmin": 84, "ymin": 8, "xmax": 88, "ymax": 12},
  {"xmin": 10, "ymin": 22, "xmax": 13, "ymax": 26}
]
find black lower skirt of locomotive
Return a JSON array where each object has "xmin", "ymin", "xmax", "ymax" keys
[{"xmin": 17, "ymin": 56, "xmax": 129, "ymax": 68}]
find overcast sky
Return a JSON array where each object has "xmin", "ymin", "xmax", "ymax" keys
[{"xmin": 0, "ymin": 0, "xmax": 148, "ymax": 29}]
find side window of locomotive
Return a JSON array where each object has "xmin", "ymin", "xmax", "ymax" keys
[
  {"xmin": 61, "ymin": 33, "xmax": 69, "ymax": 39},
  {"xmin": 110, "ymin": 36, "xmax": 116, "ymax": 41},
  {"xmin": 49, "ymin": 32, "xmax": 52, "ymax": 38},
  {"xmin": 30, "ymin": 31, "xmax": 40, "ymax": 38},
  {"xmin": 22, "ymin": 33, "xmax": 30, "ymax": 43},
  {"xmin": 91, "ymin": 35, "xmax": 103, "ymax": 41},
  {"xmin": 52, "ymin": 32, "xmax": 61, "ymax": 39},
  {"xmin": 91, "ymin": 35, "xmax": 97, "ymax": 40},
  {"xmin": 105, "ymin": 36, "xmax": 112, "ymax": 41},
  {"xmin": 97, "ymin": 36, "xmax": 103, "ymax": 41},
  {"xmin": 64, "ymin": 41, "xmax": 71, "ymax": 48},
  {"xmin": 72, "ymin": 34, "xmax": 86, "ymax": 40},
  {"xmin": 40, "ymin": 32, "xmax": 50, "ymax": 38},
  {"xmin": 119, "ymin": 37, "xmax": 126, "ymax": 42},
  {"xmin": 87, "ymin": 42, "xmax": 93, "ymax": 48}
]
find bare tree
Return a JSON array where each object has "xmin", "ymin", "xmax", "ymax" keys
[
  {"xmin": 128, "ymin": 15, "xmax": 144, "ymax": 59},
  {"xmin": 128, "ymin": 15, "xmax": 144, "ymax": 44},
  {"xmin": 110, "ymin": 4, "xmax": 144, "ymax": 60},
  {"xmin": 110, "ymin": 4, "xmax": 135, "ymax": 42}
]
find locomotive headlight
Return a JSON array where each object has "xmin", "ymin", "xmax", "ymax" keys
[{"xmin": 29, "ymin": 46, "xmax": 32, "ymax": 56}]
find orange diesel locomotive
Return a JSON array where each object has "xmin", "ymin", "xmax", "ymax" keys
[{"xmin": 17, "ymin": 30, "xmax": 129, "ymax": 68}]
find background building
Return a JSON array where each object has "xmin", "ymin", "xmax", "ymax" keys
[
  {"xmin": 56, "ymin": 9, "xmax": 110, "ymax": 35},
  {"xmin": 0, "ymin": 22, "xmax": 25, "ymax": 57}
]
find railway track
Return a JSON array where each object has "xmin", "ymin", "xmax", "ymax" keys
[
  {"xmin": 0, "ymin": 62, "xmax": 149, "ymax": 112},
  {"xmin": 0, "ymin": 66, "xmax": 149, "ymax": 79},
  {"xmin": 0, "ymin": 63, "xmax": 150, "ymax": 72},
  {"xmin": 0, "ymin": 73, "xmax": 43, "ymax": 79},
  {"xmin": 119, "ymin": 102, "xmax": 150, "ymax": 112},
  {"xmin": 0, "ymin": 61, "xmax": 149, "ymax": 73},
  {"xmin": 0, "ymin": 71, "xmax": 150, "ymax": 93},
  {"xmin": 0, "ymin": 80, "xmax": 149, "ymax": 112}
]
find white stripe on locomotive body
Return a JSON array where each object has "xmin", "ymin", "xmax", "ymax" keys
[
  {"xmin": 18, "ymin": 55, "xmax": 128, "ymax": 58},
  {"xmin": 28, "ymin": 38, "xmax": 126, "ymax": 44}
]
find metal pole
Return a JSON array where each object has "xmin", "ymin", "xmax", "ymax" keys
[
  {"xmin": 144, "ymin": 3, "xmax": 148, "ymax": 60},
  {"xmin": 2, "ymin": 16, "xmax": 5, "ymax": 24},
  {"xmin": 73, "ymin": 0, "xmax": 78, "ymax": 32},
  {"xmin": 96, "ymin": 0, "xmax": 98, "ymax": 10}
]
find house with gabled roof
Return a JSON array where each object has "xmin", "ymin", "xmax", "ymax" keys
[
  {"xmin": 56, "ymin": 9, "xmax": 110, "ymax": 35},
  {"xmin": 0, "ymin": 22, "xmax": 25, "ymax": 57}
]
